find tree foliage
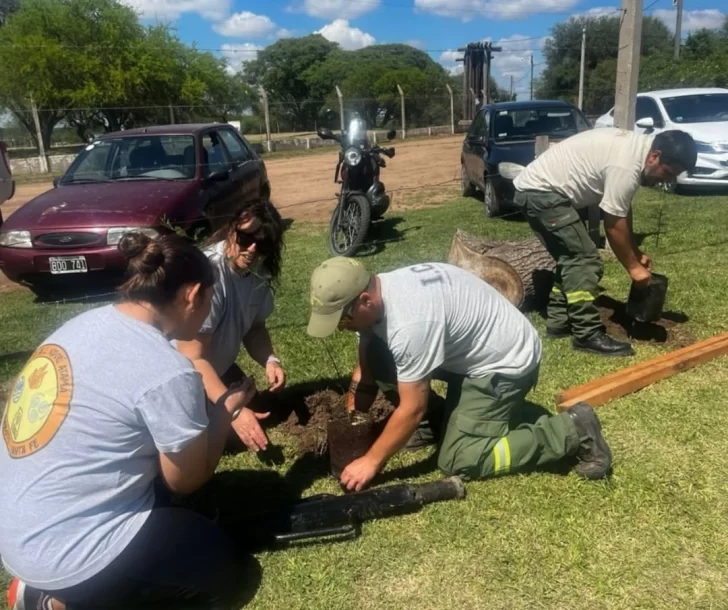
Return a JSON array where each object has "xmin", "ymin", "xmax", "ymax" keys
[
  {"xmin": 537, "ymin": 14, "xmax": 728, "ymax": 115},
  {"xmin": 537, "ymin": 14, "xmax": 673, "ymax": 113},
  {"xmin": 0, "ymin": 0, "xmax": 250, "ymax": 149}
]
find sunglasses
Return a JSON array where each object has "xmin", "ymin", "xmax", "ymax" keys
[{"xmin": 236, "ymin": 230, "xmax": 272, "ymax": 257}]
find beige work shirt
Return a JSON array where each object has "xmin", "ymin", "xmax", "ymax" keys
[{"xmin": 513, "ymin": 128, "xmax": 655, "ymax": 218}]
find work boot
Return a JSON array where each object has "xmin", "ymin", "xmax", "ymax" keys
[
  {"xmin": 405, "ymin": 425, "xmax": 436, "ymax": 450},
  {"xmin": 572, "ymin": 331, "xmax": 634, "ymax": 357},
  {"xmin": 546, "ymin": 326, "xmax": 571, "ymax": 339},
  {"xmin": 566, "ymin": 402, "xmax": 612, "ymax": 480}
]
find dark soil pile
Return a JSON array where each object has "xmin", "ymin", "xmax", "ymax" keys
[
  {"xmin": 270, "ymin": 389, "xmax": 395, "ymax": 457},
  {"xmin": 595, "ymin": 295, "xmax": 695, "ymax": 349}
]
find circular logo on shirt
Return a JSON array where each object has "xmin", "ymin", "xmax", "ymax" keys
[{"xmin": 2, "ymin": 345, "xmax": 73, "ymax": 459}]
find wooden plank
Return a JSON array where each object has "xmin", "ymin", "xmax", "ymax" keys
[{"xmin": 556, "ymin": 332, "xmax": 728, "ymax": 411}]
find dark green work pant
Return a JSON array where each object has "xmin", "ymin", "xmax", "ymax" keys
[
  {"xmin": 514, "ymin": 189, "xmax": 604, "ymax": 340},
  {"xmin": 365, "ymin": 338, "xmax": 580, "ymax": 481}
]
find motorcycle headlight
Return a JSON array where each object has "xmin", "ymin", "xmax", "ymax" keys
[
  {"xmin": 344, "ymin": 147, "xmax": 362, "ymax": 167},
  {"xmin": 107, "ymin": 227, "xmax": 159, "ymax": 246},
  {"xmin": 694, "ymin": 141, "xmax": 727, "ymax": 154},
  {"xmin": 0, "ymin": 230, "xmax": 32, "ymax": 248}
]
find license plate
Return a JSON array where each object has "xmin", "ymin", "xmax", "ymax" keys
[{"xmin": 49, "ymin": 256, "xmax": 88, "ymax": 275}]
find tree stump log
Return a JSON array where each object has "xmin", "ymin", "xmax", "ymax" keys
[{"xmin": 448, "ymin": 229, "xmax": 557, "ymax": 311}]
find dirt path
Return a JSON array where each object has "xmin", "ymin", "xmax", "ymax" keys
[
  {"xmin": 267, "ymin": 135, "xmax": 464, "ymax": 222},
  {"xmin": 0, "ymin": 135, "xmax": 465, "ymax": 292}
]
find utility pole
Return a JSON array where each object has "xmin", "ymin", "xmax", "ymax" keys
[
  {"xmin": 530, "ymin": 54, "xmax": 534, "ymax": 100},
  {"xmin": 510, "ymin": 75, "xmax": 514, "ymax": 100},
  {"xmin": 484, "ymin": 42, "xmax": 502, "ymax": 104},
  {"xmin": 673, "ymin": 0, "xmax": 683, "ymax": 59},
  {"xmin": 614, "ymin": 0, "xmax": 643, "ymax": 130},
  {"xmin": 578, "ymin": 25, "xmax": 586, "ymax": 110}
]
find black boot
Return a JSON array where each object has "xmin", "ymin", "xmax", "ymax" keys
[
  {"xmin": 546, "ymin": 326, "xmax": 571, "ymax": 339},
  {"xmin": 566, "ymin": 402, "xmax": 612, "ymax": 480},
  {"xmin": 573, "ymin": 331, "xmax": 634, "ymax": 357}
]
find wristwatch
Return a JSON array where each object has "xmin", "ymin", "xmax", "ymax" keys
[{"xmin": 267, "ymin": 355, "xmax": 282, "ymax": 365}]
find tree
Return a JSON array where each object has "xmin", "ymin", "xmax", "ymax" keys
[
  {"xmin": 0, "ymin": 0, "xmax": 248, "ymax": 148},
  {"xmin": 537, "ymin": 14, "xmax": 673, "ymax": 113},
  {"xmin": 0, "ymin": 0, "xmax": 145, "ymax": 148},
  {"xmin": 243, "ymin": 35, "xmax": 339, "ymax": 131}
]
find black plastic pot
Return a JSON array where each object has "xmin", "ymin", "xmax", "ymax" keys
[{"xmin": 626, "ymin": 272, "xmax": 668, "ymax": 323}]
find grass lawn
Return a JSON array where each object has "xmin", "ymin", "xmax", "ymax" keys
[{"xmin": 2, "ymin": 187, "xmax": 728, "ymax": 609}]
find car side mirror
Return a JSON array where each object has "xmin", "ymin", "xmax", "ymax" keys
[
  {"xmin": 317, "ymin": 127, "xmax": 334, "ymax": 140},
  {"xmin": 324, "ymin": 108, "xmax": 337, "ymax": 122},
  {"xmin": 52, "ymin": 176, "xmax": 60, "ymax": 188},
  {"xmin": 386, "ymin": 129, "xmax": 397, "ymax": 141},
  {"xmin": 635, "ymin": 117, "xmax": 655, "ymax": 130}
]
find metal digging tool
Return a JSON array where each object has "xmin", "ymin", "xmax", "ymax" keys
[{"xmin": 249, "ymin": 477, "xmax": 466, "ymax": 549}]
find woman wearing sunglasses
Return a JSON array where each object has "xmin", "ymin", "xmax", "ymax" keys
[{"xmin": 176, "ymin": 198, "xmax": 286, "ymax": 453}]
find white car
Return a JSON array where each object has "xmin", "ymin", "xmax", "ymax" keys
[
  {"xmin": 594, "ymin": 87, "xmax": 728, "ymax": 189},
  {"xmin": 0, "ymin": 140, "xmax": 16, "ymax": 228}
]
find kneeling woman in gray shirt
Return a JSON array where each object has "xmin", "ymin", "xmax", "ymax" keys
[
  {"xmin": 177, "ymin": 198, "xmax": 286, "ymax": 454},
  {"xmin": 1, "ymin": 232, "xmax": 258, "ymax": 610}
]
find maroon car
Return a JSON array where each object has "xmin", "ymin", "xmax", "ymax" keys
[{"xmin": 0, "ymin": 123, "xmax": 270, "ymax": 292}]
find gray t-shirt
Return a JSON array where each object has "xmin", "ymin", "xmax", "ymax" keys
[
  {"xmin": 199, "ymin": 241, "xmax": 274, "ymax": 375},
  {"xmin": 0, "ymin": 305, "xmax": 208, "ymax": 590},
  {"xmin": 369, "ymin": 263, "xmax": 542, "ymax": 383}
]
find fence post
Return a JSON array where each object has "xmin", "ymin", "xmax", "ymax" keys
[
  {"xmin": 335, "ymin": 85, "xmax": 345, "ymax": 131},
  {"xmin": 30, "ymin": 96, "xmax": 49, "ymax": 174},
  {"xmin": 396, "ymin": 84, "xmax": 406, "ymax": 139},
  {"xmin": 259, "ymin": 86, "xmax": 272, "ymax": 153},
  {"xmin": 445, "ymin": 84, "xmax": 455, "ymax": 135},
  {"xmin": 168, "ymin": 104, "xmax": 175, "ymax": 125}
]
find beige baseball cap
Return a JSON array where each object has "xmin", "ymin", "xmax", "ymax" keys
[{"xmin": 307, "ymin": 257, "xmax": 373, "ymax": 338}]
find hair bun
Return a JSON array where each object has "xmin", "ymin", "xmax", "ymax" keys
[
  {"xmin": 118, "ymin": 232, "xmax": 151, "ymax": 260},
  {"xmin": 119, "ymin": 232, "xmax": 165, "ymax": 276}
]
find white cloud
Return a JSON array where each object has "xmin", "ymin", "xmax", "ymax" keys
[
  {"xmin": 653, "ymin": 8, "xmax": 726, "ymax": 33},
  {"xmin": 439, "ymin": 50, "xmax": 462, "ymax": 75},
  {"xmin": 221, "ymin": 43, "xmax": 263, "ymax": 74},
  {"xmin": 571, "ymin": 5, "xmax": 620, "ymax": 19},
  {"xmin": 406, "ymin": 39, "xmax": 427, "ymax": 49},
  {"xmin": 121, "ymin": 0, "xmax": 230, "ymax": 20},
  {"xmin": 214, "ymin": 11, "xmax": 276, "ymax": 37},
  {"xmin": 299, "ymin": 0, "xmax": 379, "ymax": 20},
  {"xmin": 315, "ymin": 19, "xmax": 375, "ymax": 50},
  {"xmin": 277, "ymin": 28, "xmax": 295, "ymax": 38},
  {"xmin": 414, "ymin": 0, "xmax": 578, "ymax": 22}
]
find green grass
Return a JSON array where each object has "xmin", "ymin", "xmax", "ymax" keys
[{"xmin": 2, "ymin": 187, "xmax": 728, "ymax": 609}]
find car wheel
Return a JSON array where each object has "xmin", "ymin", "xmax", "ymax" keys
[
  {"xmin": 460, "ymin": 163, "xmax": 475, "ymax": 198},
  {"xmin": 484, "ymin": 177, "xmax": 501, "ymax": 218}
]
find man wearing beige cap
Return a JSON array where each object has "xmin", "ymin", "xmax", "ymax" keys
[{"xmin": 307, "ymin": 257, "xmax": 613, "ymax": 491}]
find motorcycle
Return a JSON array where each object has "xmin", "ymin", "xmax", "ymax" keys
[{"xmin": 317, "ymin": 115, "xmax": 396, "ymax": 257}]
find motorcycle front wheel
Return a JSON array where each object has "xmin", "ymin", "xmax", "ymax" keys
[{"xmin": 328, "ymin": 193, "xmax": 371, "ymax": 257}]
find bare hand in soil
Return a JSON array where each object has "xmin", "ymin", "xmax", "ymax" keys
[
  {"xmin": 629, "ymin": 264, "xmax": 652, "ymax": 288},
  {"xmin": 231, "ymin": 408, "xmax": 270, "ymax": 452},
  {"xmin": 340, "ymin": 455, "xmax": 380, "ymax": 492},
  {"xmin": 266, "ymin": 361, "xmax": 286, "ymax": 392}
]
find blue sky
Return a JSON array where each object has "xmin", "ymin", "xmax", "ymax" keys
[{"xmin": 122, "ymin": 0, "xmax": 726, "ymax": 96}]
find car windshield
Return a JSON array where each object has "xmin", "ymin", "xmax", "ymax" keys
[
  {"xmin": 61, "ymin": 135, "xmax": 196, "ymax": 184},
  {"xmin": 493, "ymin": 107, "xmax": 591, "ymax": 141},
  {"xmin": 660, "ymin": 93, "xmax": 728, "ymax": 124}
]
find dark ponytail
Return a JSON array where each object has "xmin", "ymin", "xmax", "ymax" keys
[{"xmin": 118, "ymin": 232, "xmax": 215, "ymax": 308}]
